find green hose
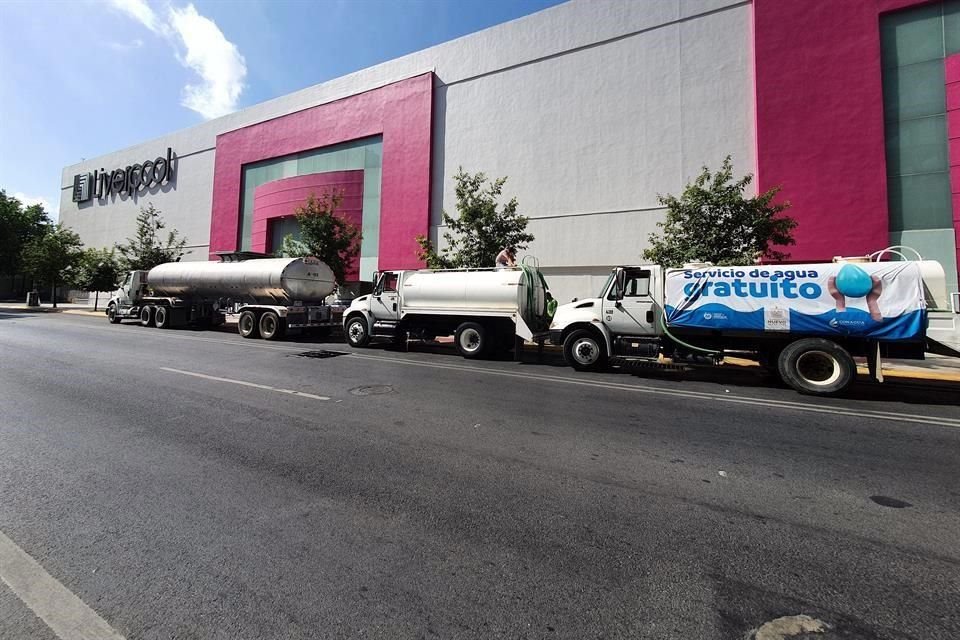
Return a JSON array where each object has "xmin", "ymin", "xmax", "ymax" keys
[
  {"xmin": 519, "ymin": 263, "xmax": 556, "ymax": 331},
  {"xmin": 658, "ymin": 308, "xmax": 721, "ymax": 355}
]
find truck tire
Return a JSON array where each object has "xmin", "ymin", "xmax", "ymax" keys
[
  {"xmin": 238, "ymin": 310, "xmax": 260, "ymax": 339},
  {"xmin": 107, "ymin": 304, "xmax": 121, "ymax": 324},
  {"xmin": 259, "ymin": 311, "xmax": 285, "ymax": 341},
  {"xmin": 345, "ymin": 315, "xmax": 370, "ymax": 347},
  {"xmin": 140, "ymin": 305, "xmax": 154, "ymax": 327},
  {"xmin": 154, "ymin": 306, "xmax": 171, "ymax": 329},
  {"xmin": 777, "ymin": 338, "xmax": 855, "ymax": 396},
  {"xmin": 455, "ymin": 322, "xmax": 488, "ymax": 359},
  {"xmin": 563, "ymin": 328, "xmax": 608, "ymax": 372}
]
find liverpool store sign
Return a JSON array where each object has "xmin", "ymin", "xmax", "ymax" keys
[{"xmin": 72, "ymin": 147, "xmax": 176, "ymax": 203}]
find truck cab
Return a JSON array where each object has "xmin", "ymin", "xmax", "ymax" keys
[{"xmin": 548, "ymin": 265, "xmax": 666, "ymax": 370}]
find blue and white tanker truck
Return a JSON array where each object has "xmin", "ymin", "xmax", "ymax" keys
[{"xmin": 548, "ymin": 249, "xmax": 960, "ymax": 395}]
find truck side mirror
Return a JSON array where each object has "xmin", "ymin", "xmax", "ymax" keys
[{"xmin": 614, "ymin": 269, "xmax": 626, "ymax": 301}]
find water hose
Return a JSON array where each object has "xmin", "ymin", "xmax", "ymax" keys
[{"xmin": 658, "ymin": 307, "xmax": 721, "ymax": 356}]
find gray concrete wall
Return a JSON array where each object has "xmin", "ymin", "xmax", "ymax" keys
[{"xmin": 60, "ymin": 0, "xmax": 754, "ymax": 302}]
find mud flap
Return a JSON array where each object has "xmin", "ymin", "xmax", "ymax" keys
[{"xmin": 866, "ymin": 340, "xmax": 883, "ymax": 383}]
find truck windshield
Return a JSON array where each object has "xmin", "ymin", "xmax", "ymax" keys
[{"xmin": 599, "ymin": 273, "xmax": 614, "ymax": 298}]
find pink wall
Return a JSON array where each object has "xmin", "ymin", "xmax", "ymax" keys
[
  {"xmin": 251, "ymin": 171, "xmax": 364, "ymax": 278},
  {"xmin": 947, "ymin": 54, "xmax": 960, "ymax": 274},
  {"xmin": 210, "ymin": 73, "xmax": 433, "ymax": 269},
  {"xmin": 752, "ymin": 0, "xmax": 930, "ymax": 262}
]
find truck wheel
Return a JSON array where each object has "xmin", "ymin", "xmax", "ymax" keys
[
  {"xmin": 107, "ymin": 304, "xmax": 121, "ymax": 324},
  {"xmin": 259, "ymin": 311, "xmax": 285, "ymax": 341},
  {"xmin": 140, "ymin": 305, "xmax": 154, "ymax": 327},
  {"xmin": 154, "ymin": 306, "xmax": 170, "ymax": 329},
  {"xmin": 563, "ymin": 328, "xmax": 608, "ymax": 371},
  {"xmin": 238, "ymin": 310, "xmax": 260, "ymax": 339},
  {"xmin": 455, "ymin": 322, "xmax": 488, "ymax": 359},
  {"xmin": 778, "ymin": 338, "xmax": 855, "ymax": 396},
  {"xmin": 345, "ymin": 315, "xmax": 370, "ymax": 347}
]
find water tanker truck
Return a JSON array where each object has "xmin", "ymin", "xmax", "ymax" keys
[
  {"xmin": 343, "ymin": 265, "xmax": 554, "ymax": 358},
  {"xmin": 548, "ymin": 248, "xmax": 960, "ymax": 396},
  {"xmin": 106, "ymin": 255, "xmax": 340, "ymax": 340}
]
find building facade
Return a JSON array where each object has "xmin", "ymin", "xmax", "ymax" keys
[{"xmin": 59, "ymin": 0, "xmax": 960, "ymax": 303}]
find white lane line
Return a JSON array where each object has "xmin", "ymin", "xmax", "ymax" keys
[
  {"xmin": 159, "ymin": 367, "xmax": 329, "ymax": 400},
  {"xmin": 0, "ymin": 529, "xmax": 126, "ymax": 640},
  {"xmin": 59, "ymin": 321, "xmax": 960, "ymax": 429}
]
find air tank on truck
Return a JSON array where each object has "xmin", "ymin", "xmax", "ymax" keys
[
  {"xmin": 343, "ymin": 263, "xmax": 555, "ymax": 359},
  {"xmin": 105, "ymin": 254, "xmax": 341, "ymax": 340}
]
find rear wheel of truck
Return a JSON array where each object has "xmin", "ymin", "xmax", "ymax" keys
[
  {"xmin": 107, "ymin": 304, "xmax": 120, "ymax": 324},
  {"xmin": 238, "ymin": 310, "xmax": 259, "ymax": 339},
  {"xmin": 563, "ymin": 328, "xmax": 608, "ymax": 372},
  {"xmin": 345, "ymin": 316, "xmax": 370, "ymax": 347},
  {"xmin": 455, "ymin": 322, "xmax": 488, "ymax": 359},
  {"xmin": 154, "ymin": 305, "xmax": 171, "ymax": 329},
  {"xmin": 140, "ymin": 305, "xmax": 154, "ymax": 327},
  {"xmin": 778, "ymin": 338, "xmax": 855, "ymax": 396},
  {"xmin": 259, "ymin": 311, "xmax": 285, "ymax": 341}
]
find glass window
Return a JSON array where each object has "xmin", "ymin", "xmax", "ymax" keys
[
  {"xmin": 882, "ymin": 60, "xmax": 946, "ymax": 121},
  {"xmin": 887, "ymin": 172, "xmax": 953, "ymax": 230},
  {"xmin": 885, "ymin": 115, "xmax": 949, "ymax": 175},
  {"xmin": 946, "ymin": 0, "xmax": 960, "ymax": 55},
  {"xmin": 623, "ymin": 271, "xmax": 651, "ymax": 297},
  {"xmin": 881, "ymin": 2, "xmax": 945, "ymax": 68}
]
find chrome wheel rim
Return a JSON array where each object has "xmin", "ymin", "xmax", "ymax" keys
[
  {"xmin": 571, "ymin": 337, "xmax": 600, "ymax": 365},
  {"xmin": 348, "ymin": 320, "xmax": 365, "ymax": 344},
  {"xmin": 459, "ymin": 328, "xmax": 482, "ymax": 353},
  {"xmin": 261, "ymin": 315, "xmax": 276, "ymax": 337}
]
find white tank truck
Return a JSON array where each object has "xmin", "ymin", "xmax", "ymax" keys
[
  {"xmin": 547, "ymin": 246, "xmax": 960, "ymax": 396},
  {"xmin": 105, "ymin": 255, "xmax": 340, "ymax": 341},
  {"xmin": 342, "ymin": 264, "xmax": 555, "ymax": 359}
]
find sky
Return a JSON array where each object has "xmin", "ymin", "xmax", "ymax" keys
[{"xmin": 0, "ymin": 0, "xmax": 564, "ymax": 221}]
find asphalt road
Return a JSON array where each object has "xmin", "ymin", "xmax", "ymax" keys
[{"xmin": 1, "ymin": 310, "xmax": 959, "ymax": 639}]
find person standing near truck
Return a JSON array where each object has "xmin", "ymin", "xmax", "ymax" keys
[{"xmin": 495, "ymin": 246, "xmax": 517, "ymax": 269}]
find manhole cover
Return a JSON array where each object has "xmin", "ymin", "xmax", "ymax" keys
[
  {"xmin": 291, "ymin": 350, "xmax": 349, "ymax": 359},
  {"xmin": 349, "ymin": 385, "xmax": 394, "ymax": 396},
  {"xmin": 869, "ymin": 495, "xmax": 912, "ymax": 508}
]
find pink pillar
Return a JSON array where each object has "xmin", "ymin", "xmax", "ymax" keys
[{"xmin": 946, "ymin": 54, "xmax": 960, "ymax": 277}]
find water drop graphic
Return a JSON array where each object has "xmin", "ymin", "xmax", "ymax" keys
[{"xmin": 835, "ymin": 264, "xmax": 873, "ymax": 298}]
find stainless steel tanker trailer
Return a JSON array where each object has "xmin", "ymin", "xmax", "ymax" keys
[
  {"xmin": 105, "ymin": 255, "xmax": 340, "ymax": 340},
  {"xmin": 343, "ymin": 265, "xmax": 555, "ymax": 358}
]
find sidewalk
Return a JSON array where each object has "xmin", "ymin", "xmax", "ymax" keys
[{"xmin": 0, "ymin": 302, "xmax": 105, "ymax": 316}]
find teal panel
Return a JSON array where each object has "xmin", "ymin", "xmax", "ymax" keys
[
  {"xmin": 885, "ymin": 115, "xmax": 949, "ymax": 175},
  {"xmin": 890, "ymin": 228, "xmax": 959, "ymax": 296},
  {"xmin": 359, "ymin": 194, "xmax": 381, "ymax": 257},
  {"xmin": 363, "ymin": 167, "xmax": 382, "ymax": 197},
  {"xmin": 364, "ymin": 144, "xmax": 383, "ymax": 168},
  {"xmin": 881, "ymin": 2, "xmax": 945, "ymax": 68},
  {"xmin": 887, "ymin": 172, "xmax": 953, "ymax": 230},
  {"xmin": 946, "ymin": 0, "xmax": 960, "ymax": 55},
  {"xmin": 882, "ymin": 60, "xmax": 946, "ymax": 121}
]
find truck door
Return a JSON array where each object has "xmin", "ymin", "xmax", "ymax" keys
[
  {"xmin": 602, "ymin": 268, "xmax": 656, "ymax": 335},
  {"xmin": 371, "ymin": 271, "xmax": 400, "ymax": 320}
]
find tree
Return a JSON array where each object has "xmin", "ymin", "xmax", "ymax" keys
[
  {"xmin": 78, "ymin": 248, "xmax": 122, "ymax": 311},
  {"xmin": 416, "ymin": 168, "xmax": 534, "ymax": 269},
  {"xmin": 642, "ymin": 156, "xmax": 797, "ymax": 268},
  {"xmin": 21, "ymin": 224, "xmax": 84, "ymax": 308},
  {"xmin": 115, "ymin": 203, "xmax": 188, "ymax": 271},
  {"xmin": 279, "ymin": 191, "xmax": 361, "ymax": 284},
  {"xmin": 0, "ymin": 190, "xmax": 51, "ymax": 284}
]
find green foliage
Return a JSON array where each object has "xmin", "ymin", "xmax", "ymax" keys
[
  {"xmin": 279, "ymin": 191, "xmax": 361, "ymax": 284},
  {"xmin": 416, "ymin": 168, "xmax": 534, "ymax": 269},
  {"xmin": 77, "ymin": 248, "xmax": 122, "ymax": 311},
  {"xmin": 21, "ymin": 224, "xmax": 84, "ymax": 306},
  {"xmin": 642, "ymin": 156, "xmax": 797, "ymax": 268},
  {"xmin": 78, "ymin": 248, "xmax": 122, "ymax": 292},
  {"xmin": 115, "ymin": 204, "xmax": 188, "ymax": 271},
  {"xmin": 0, "ymin": 189, "xmax": 51, "ymax": 275}
]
